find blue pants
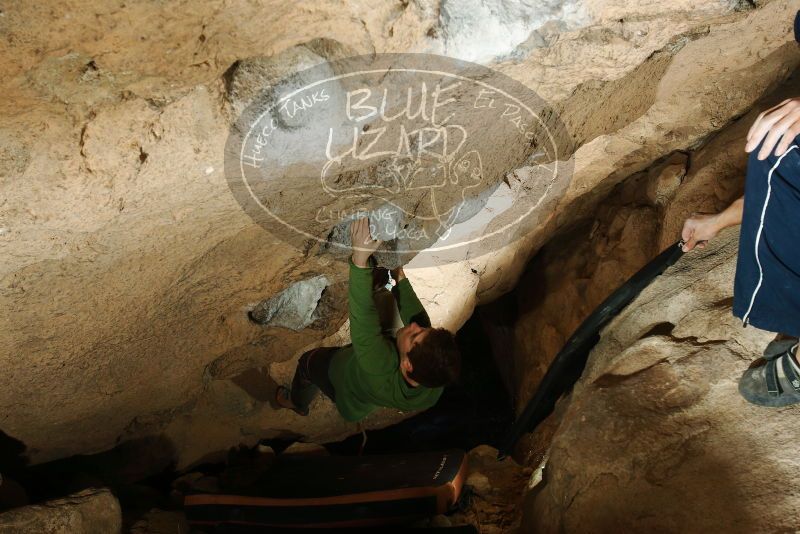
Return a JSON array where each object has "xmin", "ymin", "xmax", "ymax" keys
[{"xmin": 733, "ymin": 138, "xmax": 800, "ymax": 338}]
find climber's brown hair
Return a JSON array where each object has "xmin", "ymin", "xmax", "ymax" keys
[{"xmin": 407, "ymin": 328, "xmax": 461, "ymax": 388}]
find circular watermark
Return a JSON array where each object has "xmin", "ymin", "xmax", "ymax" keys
[{"xmin": 225, "ymin": 53, "xmax": 574, "ymax": 267}]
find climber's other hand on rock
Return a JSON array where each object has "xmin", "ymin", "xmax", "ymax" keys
[
  {"xmin": 681, "ymin": 213, "xmax": 721, "ymax": 252},
  {"xmin": 350, "ymin": 216, "xmax": 382, "ymax": 268},
  {"xmin": 746, "ymin": 97, "xmax": 800, "ymax": 160}
]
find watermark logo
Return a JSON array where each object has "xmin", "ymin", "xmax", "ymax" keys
[{"xmin": 225, "ymin": 53, "xmax": 573, "ymax": 267}]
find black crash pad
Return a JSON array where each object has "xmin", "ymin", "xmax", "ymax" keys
[
  {"xmin": 211, "ymin": 526, "xmax": 478, "ymax": 534},
  {"xmin": 184, "ymin": 449, "xmax": 468, "ymax": 529}
]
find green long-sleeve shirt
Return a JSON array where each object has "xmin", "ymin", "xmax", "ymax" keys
[{"xmin": 327, "ymin": 260, "xmax": 443, "ymax": 422}]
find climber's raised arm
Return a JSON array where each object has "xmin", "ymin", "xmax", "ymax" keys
[
  {"xmin": 348, "ymin": 217, "xmax": 395, "ymax": 373},
  {"xmin": 390, "ymin": 267, "xmax": 431, "ymax": 328}
]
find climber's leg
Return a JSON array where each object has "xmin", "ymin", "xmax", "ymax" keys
[
  {"xmin": 300, "ymin": 347, "xmax": 337, "ymax": 403},
  {"xmin": 733, "ymin": 138, "xmax": 800, "ymax": 405},
  {"xmin": 732, "ymin": 141, "xmax": 800, "ymax": 336},
  {"xmin": 275, "ymin": 348, "xmax": 338, "ymax": 415}
]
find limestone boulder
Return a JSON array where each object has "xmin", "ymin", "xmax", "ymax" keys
[
  {"xmin": 0, "ymin": 488, "xmax": 121, "ymax": 534},
  {"xmin": 524, "ymin": 228, "xmax": 797, "ymax": 532}
]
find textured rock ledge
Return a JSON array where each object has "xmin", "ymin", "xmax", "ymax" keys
[
  {"xmin": 522, "ymin": 227, "xmax": 797, "ymax": 532},
  {"xmin": 0, "ymin": 488, "xmax": 121, "ymax": 534}
]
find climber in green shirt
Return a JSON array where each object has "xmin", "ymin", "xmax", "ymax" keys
[{"xmin": 276, "ymin": 216, "xmax": 462, "ymax": 422}]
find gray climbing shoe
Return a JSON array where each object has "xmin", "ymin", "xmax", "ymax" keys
[{"xmin": 739, "ymin": 345, "xmax": 800, "ymax": 407}]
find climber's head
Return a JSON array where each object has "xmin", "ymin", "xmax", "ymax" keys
[{"xmin": 396, "ymin": 322, "xmax": 461, "ymax": 388}]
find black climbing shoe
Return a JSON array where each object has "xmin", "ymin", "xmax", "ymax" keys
[{"xmin": 275, "ymin": 385, "xmax": 309, "ymax": 416}]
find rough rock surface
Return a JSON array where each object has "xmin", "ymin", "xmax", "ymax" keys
[
  {"xmin": 456, "ymin": 445, "xmax": 531, "ymax": 534},
  {"xmin": 247, "ymin": 275, "xmax": 329, "ymax": 330},
  {"xmin": 1, "ymin": 0, "xmax": 798, "ymax": 468},
  {"xmin": 509, "ymin": 71, "xmax": 800, "ymax": 416},
  {"xmin": 128, "ymin": 510, "xmax": 188, "ymax": 534},
  {"xmin": 523, "ymin": 227, "xmax": 796, "ymax": 532},
  {"xmin": 0, "ymin": 488, "xmax": 121, "ymax": 534}
]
